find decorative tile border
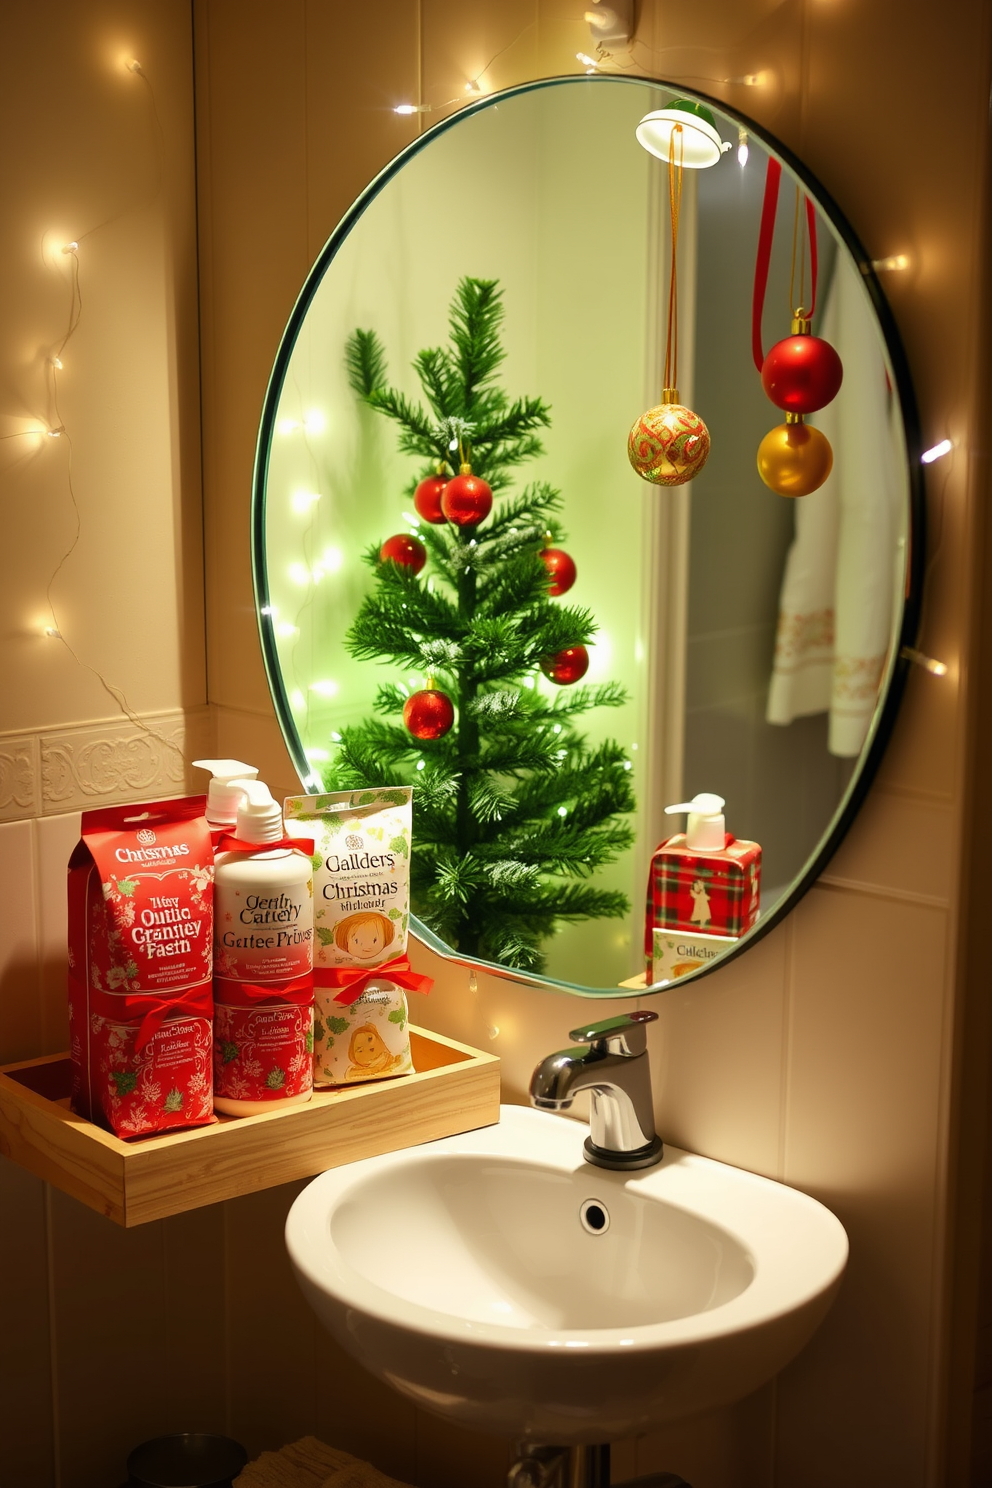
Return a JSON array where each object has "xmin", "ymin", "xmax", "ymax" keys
[{"xmin": 0, "ymin": 708, "xmax": 213, "ymax": 821}]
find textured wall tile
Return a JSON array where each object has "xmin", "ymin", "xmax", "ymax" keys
[{"xmin": 0, "ymin": 734, "xmax": 40, "ymax": 821}]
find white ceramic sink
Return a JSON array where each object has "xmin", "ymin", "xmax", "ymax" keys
[{"xmin": 286, "ymin": 1105, "xmax": 847, "ymax": 1444}]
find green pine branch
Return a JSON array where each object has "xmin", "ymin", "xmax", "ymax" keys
[{"xmin": 333, "ymin": 276, "xmax": 637, "ymax": 970}]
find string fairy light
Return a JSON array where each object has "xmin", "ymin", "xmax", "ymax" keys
[{"xmin": 0, "ymin": 50, "xmax": 189, "ymax": 764}]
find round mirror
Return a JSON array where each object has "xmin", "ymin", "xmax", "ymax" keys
[{"xmin": 252, "ymin": 76, "xmax": 922, "ymax": 998}]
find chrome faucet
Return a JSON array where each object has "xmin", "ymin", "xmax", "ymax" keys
[{"xmin": 529, "ymin": 1009, "xmax": 663, "ymax": 1170}]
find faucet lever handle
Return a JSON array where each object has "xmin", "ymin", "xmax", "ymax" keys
[{"xmin": 568, "ymin": 1008, "xmax": 658, "ymax": 1057}]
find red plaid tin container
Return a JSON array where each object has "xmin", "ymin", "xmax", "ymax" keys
[{"xmin": 644, "ymin": 832, "xmax": 761, "ymax": 974}]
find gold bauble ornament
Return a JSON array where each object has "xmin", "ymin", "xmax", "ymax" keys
[
  {"xmin": 628, "ymin": 389, "xmax": 710, "ymax": 487},
  {"xmin": 756, "ymin": 414, "xmax": 833, "ymax": 498}
]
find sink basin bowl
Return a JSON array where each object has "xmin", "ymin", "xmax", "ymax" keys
[{"xmin": 286, "ymin": 1105, "xmax": 847, "ymax": 1444}]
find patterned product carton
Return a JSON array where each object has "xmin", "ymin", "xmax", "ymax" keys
[
  {"xmin": 644, "ymin": 832, "xmax": 760, "ymax": 976},
  {"xmin": 67, "ymin": 797, "xmax": 214, "ymax": 1138},
  {"xmin": 285, "ymin": 788, "xmax": 418, "ymax": 1086}
]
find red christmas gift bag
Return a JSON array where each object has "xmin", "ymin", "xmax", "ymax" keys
[{"xmin": 68, "ymin": 796, "xmax": 215, "ymax": 1138}]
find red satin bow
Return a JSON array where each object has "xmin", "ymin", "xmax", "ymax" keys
[
  {"xmin": 126, "ymin": 980, "xmax": 213, "ymax": 1051},
  {"xmin": 214, "ymin": 972, "xmax": 314, "ymax": 1010},
  {"xmin": 314, "ymin": 956, "xmax": 434, "ymax": 1006},
  {"xmin": 217, "ymin": 834, "xmax": 315, "ymax": 856}
]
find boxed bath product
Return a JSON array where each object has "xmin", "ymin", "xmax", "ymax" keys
[
  {"xmin": 285, "ymin": 788, "xmax": 430, "ymax": 1086},
  {"xmin": 651, "ymin": 927, "xmax": 736, "ymax": 984},
  {"xmin": 67, "ymin": 797, "xmax": 215, "ymax": 1138},
  {"xmin": 644, "ymin": 794, "xmax": 760, "ymax": 974}
]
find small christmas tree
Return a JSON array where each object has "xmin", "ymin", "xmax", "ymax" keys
[{"xmin": 325, "ymin": 277, "xmax": 635, "ymax": 973}]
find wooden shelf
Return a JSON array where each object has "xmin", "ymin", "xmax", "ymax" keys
[{"xmin": 0, "ymin": 1027, "xmax": 500, "ymax": 1227}]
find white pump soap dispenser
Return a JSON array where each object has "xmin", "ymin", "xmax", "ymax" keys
[
  {"xmin": 193, "ymin": 759, "xmax": 259, "ymax": 848},
  {"xmin": 664, "ymin": 792, "xmax": 727, "ymax": 853}
]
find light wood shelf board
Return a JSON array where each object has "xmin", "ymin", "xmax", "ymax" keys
[{"xmin": 0, "ymin": 1027, "xmax": 500, "ymax": 1227}]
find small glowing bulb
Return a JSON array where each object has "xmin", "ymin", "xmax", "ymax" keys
[
  {"xmin": 44, "ymin": 625, "xmax": 62, "ymax": 638},
  {"xmin": 50, "ymin": 356, "xmax": 63, "ymax": 370},
  {"xmin": 901, "ymin": 646, "xmax": 949, "ymax": 676},
  {"xmin": 309, "ymin": 679, "xmax": 339, "ymax": 697},
  {"xmin": 448, "ymin": 438, "xmax": 459, "ymax": 452},
  {"xmin": 465, "ymin": 80, "xmax": 482, "ymax": 95},
  {"xmin": 487, "ymin": 1025, "xmax": 500, "ymax": 1040},
  {"xmin": 303, "ymin": 410, "xmax": 325, "ymax": 435},
  {"xmin": 737, "ymin": 127, "xmax": 749, "ymax": 167},
  {"xmin": 277, "ymin": 417, "xmax": 300, "ymax": 435},
  {"xmin": 260, "ymin": 604, "xmax": 277, "ymax": 616},
  {"xmin": 288, "ymin": 562, "xmax": 309, "ymax": 585},
  {"xmin": 576, "ymin": 51, "xmax": 599, "ymax": 68},
  {"xmin": 394, "ymin": 103, "xmax": 429, "ymax": 115},
  {"xmin": 623, "ymin": 760, "xmax": 633, "ymax": 771},
  {"xmin": 305, "ymin": 748, "xmax": 330, "ymax": 762},
  {"xmin": 290, "ymin": 690, "xmax": 306, "ymax": 710},
  {"xmin": 125, "ymin": 57, "xmax": 143, "ymax": 74},
  {"xmin": 276, "ymin": 622, "xmax": 299, "ymax": 638},
  {"xmin": 552, "ymin": 724, "xmax": 562, "ymax": 734},
  {"xmin": 330, "ymin": 731, "xmax": 343, "ymax": 742},
  {"xmin": 416, "ymin": 759, "xmax": 426, "ymax": 771},
  {"xmin": 872, "ymin": 253, "xmax": 911, "ymax": 273},
  {"xmin": 62, "ymin": 242, "xmax": 78, "ymax": 255},
  {"xmin": 321, "ymin": 546, "xmax": 344, "ymax": 573},
  {"xmin": 921, "ymin": 439, "xmax": 952, "ymax": 464},
  {"xmin": 291, "ymin": 490, "xmax": 321, "ymax": 513},
  {"xmin": 46, "ymin": 426, "xmax": 64, "ymax": 438},
  {"xmin": 558, "ymin": 805, "xmax": 568, "ymax": 817}
]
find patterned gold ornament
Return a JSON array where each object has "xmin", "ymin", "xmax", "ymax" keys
[
  {"xmin": 628, "ymin": 390, "xmax": 711, "ymax": 487},
  {"xmin": 756, "ymin": 414, "xmax": 833, "ymax": 498}
]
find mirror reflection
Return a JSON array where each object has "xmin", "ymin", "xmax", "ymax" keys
[{"xmin": 254, "ymin": 78, "xmax": 912, "ymax": 996}]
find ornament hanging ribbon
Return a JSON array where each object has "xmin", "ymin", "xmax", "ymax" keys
[
  {"xmin": 751, "ymin": 157, "xmax": 819, "ymax": 370},
  {"xmin": 217, "ymin": 834, "xmax": 315, "ymax": 857},
  {"xmin": 315, "ymin": 956, "xmax": 434, "ymax": 1007},
  {"xmin": 627, "ymin": 123, "xmax": 711, "ymax": 487},
  {"xmin": 214, "ymin": 971, "xmax": 314, "ymax": 1010}
]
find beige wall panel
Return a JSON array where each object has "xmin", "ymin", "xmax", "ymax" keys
[
  {"xmin": 413, "ymin": 1410, "xmax": 511, "ymax": 1488},
  {"xmin": 0, "ymin": 1163, "xmax": 54, "ymax": 1488},
  {"xmin": 303, "ymin": 2, "xmax": 420, "ymax": 265},
  {"xmin": 820, "ymin": 788, "xmax": 953, "ymax": 907},
  {"xmin": 634, "ymin": 1385, "xmax": 775, "ymax": 1488},
  {"xmin": 422, "ymin": 0, "xmax": 539, "ymax": 107},
  {"xmin": 49, "ymin": 1187, "xmax": 177, "ymax": 1485},
  {"xmin": 0, "ymin": 820, "xmax": 42, "ymax": 1064},
  {"xmin": 648, "ymin": 920, "xmax": 789, "ymax": 1178},
  {"xmin": 222, "ymin": 1181, "xmax": 318, "ymax": 1458},
  {"xmin": 160, "ymin": 1204, "xmax": 229, "ymax": 1436},
  {"xmin": 0, "ymin": 0, "xmax": 204, "ymax": 733},
  {"xmin": 777, "ymin": 886, "xmax": 948, "ymax": 1485},
  {"xmin": 313, "ymin": 1330, "xmax": 418, "ymax": 1484},
  {"xmin": 34, "ymin": 813, "xmax": 81, "ymax": 1055},
  {"xmin": 196, "ymin": 0, "xmax": 310, "ymax": 717}
]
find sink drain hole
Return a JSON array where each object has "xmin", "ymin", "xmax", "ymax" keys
[{"xmin": 579, "ymin": 1199, "xmax": 610, "ymax": 1234}]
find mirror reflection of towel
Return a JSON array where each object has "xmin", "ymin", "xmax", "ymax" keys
[{"xmin": 766, "ymin": 254, "xmax": 903, "ymax": 757}]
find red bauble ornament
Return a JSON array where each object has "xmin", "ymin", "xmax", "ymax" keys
[
  {"xmin": 761, "ymin": 331, "xmax": 843, "ymax": 415},
  {"xmin": 403, "ymin": 686, "xmax": 454, "ymax": 740},
  {"xmin": 540, "ymin": 547, "xmax": 577, "ymax": 597},
  {"xmin": 540, "ymin": 645, "xmax": 589, "ymax": 686},
  {"xmin": 414, "ymin": 475, "xmax": 448, "ymax": 524},
  {"xmin": 441, "ymin": 466, "xmax": 493, "ymax": 527},
  {"xmin": 379, "ymin": 533, "xmax": 426, "ymax": 574}
]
